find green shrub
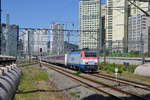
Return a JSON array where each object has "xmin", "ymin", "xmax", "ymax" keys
[
  {"xmin": 75, "ymin": 71, "xmax": 82, "ymax": 75},
  {"xmin": 126, "ymin": 65, "xmax": 137, "ymax": 73},
  {"xmin": 99, "ymin": 62, "xmax": 138, "ymax": 73}
]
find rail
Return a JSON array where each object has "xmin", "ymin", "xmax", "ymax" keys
[{"xmin": 41, "ymin": 61, "xmax": 149, "ymax": 100}]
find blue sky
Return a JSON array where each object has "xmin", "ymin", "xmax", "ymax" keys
[{"xmin": 2, "ymin": 0, "xmax": 105, "ymax": 28}]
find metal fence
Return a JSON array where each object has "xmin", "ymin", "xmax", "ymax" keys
[
  {"xmin": 17, "ymin": 27, "xmax": 80, "ymax": 60},
  {"xmin": 1, "ymin": 25, "xmax": 149, "ymax": 63}
]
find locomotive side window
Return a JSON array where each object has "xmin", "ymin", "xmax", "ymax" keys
[{"xmin": 85, "ymin": 52, "xmax": 96, "ymax": 57}]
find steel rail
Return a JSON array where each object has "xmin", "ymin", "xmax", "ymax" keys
[
  {"xmin": 79, "ymin": 75, "xmax": 148, "ymax": 100},
  {"xmin": 96, "ymin": 73, "xmax": 150, "ymax": 88},
  {"xmin": 41, "ymin": 62, "xmax": 148, "ymax": 100},
  {"xmin": 42, "ymin": 62, "xmax": 123, "ymax": 100},
  {"xmin": 92, "ymin": 74, "xmax": 150, "ymax": 92}
]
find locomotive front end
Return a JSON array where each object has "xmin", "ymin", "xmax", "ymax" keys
[{"xmin": 81, "ymin": 50, "xmax": 98, "ymax": 72}]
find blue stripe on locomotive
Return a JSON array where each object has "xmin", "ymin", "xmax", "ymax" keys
[
  {"xmin": 67, "ymin": 51, "xmax": 98, "ymax": 71},
  {"xmin": 69, "ymin": 51, "xmax": 80, "ymax": 55},
  {"xmin": 68, "ymin": 63, "xmax": 84, "ymax": 69},
  {"xmin": 67, "ymin": 63, "xmax": 98, "ymax": 71}
]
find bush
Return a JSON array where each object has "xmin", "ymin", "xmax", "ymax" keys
[
  {"xmin": 99, "ymin": 62, "xmax": 138, "ymax": 73},
  {"xmin": 126, "ymin": 65, "xmax": 137, "ymax": 73},
  {"xmin": 129, "ymin": 51, "xmax": 140, "ymax": 57}
]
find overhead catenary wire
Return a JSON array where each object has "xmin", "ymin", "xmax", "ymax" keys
[{"xmin": 19, "ymin": 27, "xmax": 99, "ymax": 32}]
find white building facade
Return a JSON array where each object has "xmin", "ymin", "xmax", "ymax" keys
[
  {"xmin": 130, "ymin": 1, "xmax": 149, "ymax": 15},
  {"xmin": 50, "ymin": 23, "xmax": 64, "ymax": 55},
  {"xmin": 105, "ymin": 0, "xmax": 149, "ymax": 52},
  {"xmin": 2, "ymin": 24, "xmax": 19, "ymax": 56},
  {"xmin": 128, "ymin": 14, "xmax": 150, "ymax": 53},
  {"xmin": 32, "ymin": 29, "xmax": 48, "ymax": 55},
  {"xmin": 79, "ymin": 0, "xmax": 100, "ymax": 49},
  {"xmin": 20, "ymin": 29, "xmax": 49, "ymax": 56}
]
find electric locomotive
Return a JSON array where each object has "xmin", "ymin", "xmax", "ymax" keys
[
  {"xmin": 43, "ymin": 49, "xmax": 98, "ymax": 72},
  {"xmin": 66, "ymin": 49, "xmax": 98, "ymax": 72}
]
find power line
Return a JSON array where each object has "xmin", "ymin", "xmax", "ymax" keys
[
  {"xmin": 128, "ymin": 0, "xmax": 150, "ymax": 16},
  {"xmin": 19, "ymin": 27, "xmax": 99, "ymax": 32}
]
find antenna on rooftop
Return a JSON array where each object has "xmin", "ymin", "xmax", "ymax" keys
[{"xmin": 6, "ymin": 14, "xmax": 10, "ymax": 25}]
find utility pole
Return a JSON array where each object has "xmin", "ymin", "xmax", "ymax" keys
[
  {"xmin": 148, "ymin": 27, "xmax": 150, "ymax": 57},
  {"xmin": 28, "ymin": 30, "xmax": 31, "ymax": 62},
  {"xmin": 148, "ymin": 1, "xmax": 150, "ymax": 57},
  {"xmin": 140, "ymin": 27, "xmax": 144, "ymax": 64},
  {"xmin": 149, "ymin": 0, "xmax": 150, "ymax": 10},
  {"xmin": 97, "ymin": 0, "xmax": 102, "ymax": 64},
  {"xmin": 103, "ymin": 41, "xmax": 106, "ymax": 62},
  {"xmin": 67, "ymin": 31, "xmax": 70, "ymax": 44},
  {"xmin": 124, "ymin": 0, "xmax": 129, "ymax": 52},
  {"xmin": 0, "ymin": 0, "xmax": 2, "ymax": 55},
  {"xmin": 6, "ymin": 14, "xmax": 10, "ymax": 25}
]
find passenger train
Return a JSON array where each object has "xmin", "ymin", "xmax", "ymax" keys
[{"xmin": 42, "ymin": 49, "xmax": 98, "ymax": 72}]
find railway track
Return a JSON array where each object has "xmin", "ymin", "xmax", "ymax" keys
[
  {"xmin": 92, "ymin": 73, "xmax": 150, "ymax": 91},
  {"xmin": 41, "ymin": 62, "xmax": 149, "ymax": 100}
]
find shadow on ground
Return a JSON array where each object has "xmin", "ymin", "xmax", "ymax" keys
[
  {"xmin": 16, "ymin": 84, "xmax": 150, "ymax": 100},
  {"xmin": 81, "ymin": 93, "xmax": 150, "ymax": 100}
]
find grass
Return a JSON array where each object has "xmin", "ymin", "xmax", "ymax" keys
[
  {"xmin": 99, "ymin": 62, "xmax": 150, "ymax": 83},
  {"xmin": 75, "ymin": 71, "xmax": 82, "ymax": 75},
  {"xmin": 99, "ymin": 70, "xmax": 150, "ymax": 82},
  {"xmin": 121, "ymin": 71, "xmax": 150, "ymax": 83},
  {"xmin": 99, "ymin": 62, "xmax": 137, "ymax": 73},
  {"xmin": 14, "ymin": 64, "xmax": 49, "ymax": 100},
  {"xmin": 69, "ymin": 91, "xmax": 81, "ymax": 98},
  {"xmin": 17, "ymin": 61, "xmax": 38, "ymax": 68}
]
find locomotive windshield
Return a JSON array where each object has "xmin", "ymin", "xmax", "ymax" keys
[{"xmin": 85, "ymin": 51, "xmax": 96, "ymax": 57}]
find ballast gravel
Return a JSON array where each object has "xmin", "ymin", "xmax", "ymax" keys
[{"xmin": 41, "ymin": 66, "xmax": 107, "ymax": 100}]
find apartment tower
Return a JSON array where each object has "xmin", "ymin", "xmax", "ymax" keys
[
  {"xmin": 106, "ymin": 0, "xmax": 149, "ymax": 52},
  {"xmin": 79, "ymin": 0, "xmax": 100, "ymax": 49},
  {"xmin": 50, "ymin": 23, "xmax": 64, "ymax": 55}
]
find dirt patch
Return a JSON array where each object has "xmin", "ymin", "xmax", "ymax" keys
[
  {"xmin": 15, "ymin": 64, "xmax": 70, "ymax": 100},
  {"xmin": 36, "ymin": 80, "xmax": 69, "ymax": 100}
]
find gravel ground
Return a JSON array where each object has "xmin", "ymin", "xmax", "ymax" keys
[
  {"xmin": 81, "ymin": 73, "xmax": 150, "ymax": 98},
  {"xmin": 41, "ymin": 65, "xmax": 109, "ymax": 100},
  {"xmin": 15, "ymin": 64, "xmax": 69, "ymax": 100},
  {"xmin": 100, "ymin": 72, "xmax": 150, "ymax": 86},
  {"xmin": 41, "ymin": 63, "xmax": 150, "ymax": 100}
]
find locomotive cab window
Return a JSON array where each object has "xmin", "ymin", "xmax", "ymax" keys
[{"xmin": 85, "ymin": 52, "xmax": 96, "ymax": 57}]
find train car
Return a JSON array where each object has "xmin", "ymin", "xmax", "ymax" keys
[
  {"xmin": 43, "ymin": 55, "xmax": 65, "ymax": 65},
  {"xmin": 43, "ymin": 49, "xmax": 98, "ymax": 72},
  {"xmin": 67, "ymin": 49, "xmax": 98, "ymax": 72},
  {"xmin": 55, "ymin": 55, "xmax": 65, "ymax": 65}
]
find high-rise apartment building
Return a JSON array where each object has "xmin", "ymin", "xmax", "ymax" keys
[
  {"xmin": 2, "ymin": 24, "xmax": 19, "ymax": 56},
  {"xmin": 19, "ymin": 29, "xmax": 33, "ymax": 56},
  {"xmin": 128, "ymin": 13, "xmax": 150, "ymax": 53},
  {"xmin": 130, "ymin": 1, "xmax": 149, "ymax": 15},
  {"xmin": 32, "ymin": 29, "xmax": 48, "ymax": 55},
  {"xmin": 20, "ymin": 29, "xmax": 48, "ymax": 56},
  {"xmin": 79, "ymin": 0, "xmax": 100, "ymax": 49},
  {"xmin": 50, "ymin": 23, "xmax": 64, "ymax": 55},
  {"xmin": 106, "ymin": 0, "xmax": 129, "ymax": 52},
  {"xmin": 106, "ymin": 0, "xmax": 149, "ymax": 52}
]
